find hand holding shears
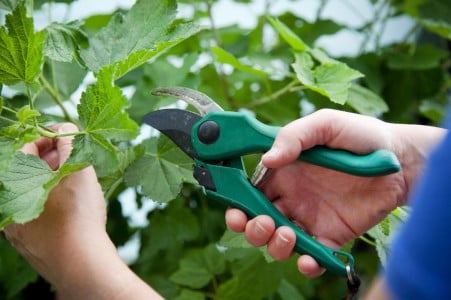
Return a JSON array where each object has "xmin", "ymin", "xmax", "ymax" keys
[{"xmin": 144, "ymin": 87, "xmax": 401, "ymax": 289}]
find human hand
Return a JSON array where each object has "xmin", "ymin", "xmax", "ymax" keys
[
  {"xmin": 226, "ymin": 109, "xmax": 445, "ymax": 277},
  {"xmin": 4, "ymin": 123, "xmax": 161, "ymax": 299}
]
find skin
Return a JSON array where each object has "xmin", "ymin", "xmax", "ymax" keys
[
  {"xmin": 4, "ymin": 123, "xmax": 162, "ymax": 300},
  {"xmin": 225, "ymin": 109, "xmax": 446, "ymax": 295}
]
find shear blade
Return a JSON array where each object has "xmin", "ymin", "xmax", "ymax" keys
[
  {"xmin": 143, "ymin": 109, "xmax": 201, "ymax": 159},
  {"xmin": 152, "ymin": 86, "xmax": 223, "ymax": 115}
]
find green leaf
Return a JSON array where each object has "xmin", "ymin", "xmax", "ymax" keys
[
  {"xmin": 408, "ymin": 0, "xmax": 451, "ymax": 39},
  {"xmin": 174, "ymin": 289, "xmax": 205, "ymax": 300},
  {"xmin": 16, "ymin": 105, "xmax": 40, "ymax": 124},
  {"xmin": 170, "ymin": 244, "xmax": 226, "ymax": 289},
  {"xmin": 69, "ymin": 66, "xmax": 139, "ymax": 177},
  {"xmin": 0, "ymin": 3, "xmax": 45, "ymax": 85},
  {"xmin": 124, "ymin": 136, "xmax": 195, "ymax": 203},
  {"xmin": 278, "ymin": 279, "xmax": 305, "ymax": 300},
  {"xmin": 346, "ymin": 83, "xmax": 388, "ymax": 116},
  {"xmin": 211, "ymin": 46, "xmax": 268, "ymax": 76},
  {"xmin": 387, "ymin": 45, "xmax": 449, "ymax": 70},
  {"xmin": 292, "ymin": 53, "xmax": 363, "ymax": 104},
  {"xmin": 367, "ymin": 209, "xmax": 407, "ymax": 266},
  {"xmin": 0, "ymin": 0, "xmax": 17, "ymax": 11},
  {"xmin": 79, "ymin": 0, "xmax": 199, "ymax": 76},
  {"xmin": 78, "ymin": 66, "xmax": 139, "ymax": 141},
  {"xmin": 44, "ymin": 21, "xmax": 88, "ymax": 63},
  {"xmin": 220, "ymin": 229, "xmax": 253, "ymax": 249},
  {"xmin": 138, "ymin": 198, "xmax": 200, "ymax": 262},
  {"xmin": 0, "ymin": 152, "xmax": 81, "ymax": 227},
  {"xmin": 0, "ymin": 237, "xmax": 38, "ymax": 298},
  {"xmin": 268, "ymin": 17, "xmax": 308, "ymax": 51},
  {"xmin": 0, "ymin": 125, "xmax": 39, "ymax": 172}
]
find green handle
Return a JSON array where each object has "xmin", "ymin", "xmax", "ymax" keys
[
  {"xmin": 201, "ymin": 161, "xmax": 353, "ymax": 276},
  {"xmin": 193, "ymin": 111, "xmax": 401, "ymax": 176}
]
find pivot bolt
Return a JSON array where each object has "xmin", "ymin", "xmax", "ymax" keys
[{"xmin": 197, "ymin": 120, "xmax": 220, "ymax": 144}]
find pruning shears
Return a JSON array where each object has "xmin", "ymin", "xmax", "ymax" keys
[{"xmin": 143, "ymin": 86, "xmax": 401, "ymax": 286}]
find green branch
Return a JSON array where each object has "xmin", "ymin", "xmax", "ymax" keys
[
  {"xmin": 246, "ymin": 80, "xmax": 301, "ymax": 108},
  {"xmin": 359, "ymin": 235, "xmax": 376, "ymax": 247},
  {"xmin": 39, "ymin": 75, "xmax": 76, "ymax": 123}
]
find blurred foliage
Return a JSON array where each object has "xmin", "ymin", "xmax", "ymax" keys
[{"xmin": 0, "ymin": 0, "xmax": 449, "ymax": 299}]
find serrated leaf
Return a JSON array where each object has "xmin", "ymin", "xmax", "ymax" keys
[
  {"xmin": 211, "ymin": 46, "xmax": 268, "ymax": 76},
  {"xmin": 124, "ymin": 136, "xmax": 195, "ymax": 203},
  {"xmin": 170, "ymin": 244, "xmax": 226, "ymax": 289},
  {"xmin": 0, "ymin": 3, "xmax": 45, "ymax": 85},
  {"xmin": 0, "ymin": 152, "xmax": 83, "ymax": 227},
  {"xmin": 44, "ymin": 21, "xmax": 88, "ymax": 62},
  {"xmin": 78, "ymin": 66, "xmax": 139, "ymax": 141},
  {"xmin": 79, "ymin": 0, "xmax": 199, "ymax": 77},
  {"xmin": 347, "ymin": 83, "xmax": 388, "ymax": 116}
]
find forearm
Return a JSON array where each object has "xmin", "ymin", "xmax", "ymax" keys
[
  {"xmin": 390, "ymin": 123, "xmax": 447, "ymax": 205},
  {"xmin": 53, "ymin": 233, "xmax": 162, "ymax": 300}
]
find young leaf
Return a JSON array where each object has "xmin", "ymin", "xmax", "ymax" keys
[
  {"xmin": 268, "ymin": 17, "xmax": 308, "ymax": 51},
  {"xmin": 0, "ymin": 3, "xmax": 45, "ymax": 85},
  {"xmin": 211, "ymin": 46, "xmax": 268, "ymax": 76},
  {"xmin": 79, "ymin": 0, "xmax": 199, "ymax": 76},
  {"xmin": 0, "ymin": 125, "xmax": 39, "ymax": 172},
  {"xmin": 124, "ymin": 136, "xmax": 195, "ymax": 203}
]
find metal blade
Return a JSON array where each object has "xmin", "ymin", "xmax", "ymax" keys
[
  {"xmin": 151, "ymin": 86, "xmax": 223, "ymax": 115},
  {"xmin": 143, "ymin": 109, "xmax": 201, "ymax": 159}
]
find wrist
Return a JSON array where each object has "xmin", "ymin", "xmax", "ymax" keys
[
  {"xmin": 390, "ymin": 123, "xmax": 446, "ymax": 205},
  {"xmin": 53, "ymin": 232, "xmax": 161, "ymax": 299}
]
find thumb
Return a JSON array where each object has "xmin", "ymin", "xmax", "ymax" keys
[
  {"xmin": 55, "ymin": 123, "xmax": 79, "ymax": 166},
  {"xmin": 262, "ymin": 109, "xmax": 345, "ymax": 168}
]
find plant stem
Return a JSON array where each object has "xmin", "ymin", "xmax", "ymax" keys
[
  {"xmin": 359, "ymin": 235, "xmax": 376, "ymax": 247},
  {"xmin": 39, "ymin": 75, "xmax": 76, "ymax": 123},
  {"xmin": 105, "ymin": 177, "xmax": 123, "ymax": 201},
  {"xmin": 246, "ymin": 80, "xmax": 300, "ymax": 108},
  {"xmin": 26, "ymin": 84, "xmax": 38, "ymax": 127},
  {"xmin": 0, "ymin": 115, "xmax": 16, "ymax": 124},
  {"xmin": 358, "ymin": 0, "xmax": 389, "ymax": 54},
  {"xmin": 2, "ymin": 106, "xmax": 17, "ymax": 114},
  {"xmin": 37, "ymin": 125, "xmax": 85, "ymax": 138}
]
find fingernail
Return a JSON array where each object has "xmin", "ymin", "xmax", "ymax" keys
[
  {"xmin": 255, "ymin": 220, "xmax": 269, "ymax": 235},
  {"xmin": 58, "ymin": 123, "xmax": 76, "ymax": 134},
  {"xmin": 263, "ymin": 147, "xmax": 280, "ymax": 161},
  {"xmin": 276, "ymin": 232, "xmax": 289, "ymax": 248}
]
